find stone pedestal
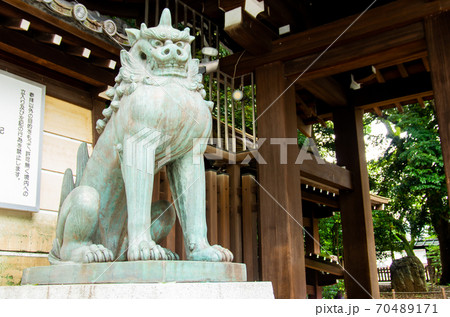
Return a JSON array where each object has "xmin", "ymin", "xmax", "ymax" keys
[
  {"xmin": 0, "ymin": 282, "xmax": 274, "ymax": 299},
  {"xmin": 1, "ymin": 261, "xmax": 274, "ymax": 298},
  {"xmin": 21, "ymin": 261, "xmax": 246, "ymax": 285}
]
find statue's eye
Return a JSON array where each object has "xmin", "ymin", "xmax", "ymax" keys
[
  {"xmin": 151, "ymin": 40, "xmax": 163, "ymax": 48},
  {"xmin": 140, "ymin": 52, "xmax": 146, "ymax": 60},
  {"xmin": 175, "ymin": 41, "xmax": 185, "ymax": 48}
]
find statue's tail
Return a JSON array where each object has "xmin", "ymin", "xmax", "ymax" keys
[{"xmin": 49, "ymin": 142, "xmax": 90, "ymax": 264}]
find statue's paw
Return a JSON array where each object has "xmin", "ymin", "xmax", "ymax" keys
[
  {"xmin": 85, "ymin": 244, "xmax": 115, "ymax": 263},
  {"xmin": 162, "ymin": 248, "xmax": 179, "ymax": 260},
  {"xmin": 188, "ymin": 244, "xmax": 233, "ymax": 262},
  {"xmin": 60, "ymin": 243, "xmax": 114, "ymax": 263},
  {"xmin": 127, "ymin": 240, "xmax": 177, "ymax": 261}
]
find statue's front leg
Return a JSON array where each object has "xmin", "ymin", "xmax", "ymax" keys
[
  {"xmin": 121, "ymin": 129, "xmax": 170, "ymax": 261},
  {"xmin": 167, "ymin": 152, "xmax": 233, "ymax": 262}
]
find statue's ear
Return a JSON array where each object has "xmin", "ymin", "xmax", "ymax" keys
[
  {"xmin": 184, "ymin": 27, "xmax": 195, "ymax": 44},
  {"xmin": 125, "ymin": 28, "xmax": 140, "ymax": 46}
]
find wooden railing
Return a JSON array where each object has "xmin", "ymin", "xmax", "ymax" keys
[
  {"xmin": 378, "ymin": 267, "xmax": 391, "ymax": 282},
  {"xmin": 207, "ymin": 71, "xmax": 257, "ymax": 152}
]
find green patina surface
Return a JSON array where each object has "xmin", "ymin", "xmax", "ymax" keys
[{"xmin": 22, "ymin": 261, "xmax": 246, "ymax": 285}]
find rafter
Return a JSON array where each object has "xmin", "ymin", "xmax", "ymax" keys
[{"xmin": 0, "ymin": 26, "xmax": 115, "ymax": 87}]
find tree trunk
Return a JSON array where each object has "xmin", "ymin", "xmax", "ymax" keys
[
  {"xmin": 396, "ymin": 233, "xmax": 416, "ymax": 257},
  {"xmin": 433, "ymin": 216, "xmax": 450, "ymax": 284}
]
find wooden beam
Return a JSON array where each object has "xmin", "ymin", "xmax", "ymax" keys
[
  {"xmin": 299, "ymin": 159, "xmax": 353, "ymax": 190},
  {"xmin": 256, "ymin": 61, "xmax": 306, "ymax": 298},
  {"xmin": 285, "ymin": 23, "xmax": 425, "ymax": 80},
  {"xmin": 350, "ymin": 72, "xmax": 433, "ymax": 109},
  {"xmin": 422, "ymin": 56, "xmax": 431, "ymax": 72},
  {"xmin": 333, "ymin": 107, "xmax": 380, "ymax": 299},
  {"xmin": 297, "ymin": 117, "xmax": 312, "ymax": 138},
  {"xmin": 301, "ymin": 191, "xmax": 339, "ymax": 209},
  {"xmin": 373, "ymin": 106, "xmax": 383, "ymax": 117},
  {"xmin": 3, "ymin": 18, "xmax": 30, "ymax": 31},
  {"xmin": 2, "ymin": 0, "xmax": 120, "ymax": 56},
  {"xmin": 375, "ymin": 67, "xmax": 386, "ymax": 83},
  {"xmin": 224, "ymin": 7, "xmax": 273, "ymax": 55},
  {"xmin": 92, "ymin": 58, "xmax": 117, "ymax": 70},
  {"xmin": 305, "ymin": 258, "xmax": 344, "ymax": 276},
  {"xmin": 358, "ymin": 92, "xmax": 434, "ymax": 114},
  {"xmin": 300, "ymin": 77, "xmax": 347, "ymax": 106},
  {"xmin": 418, "ymin": 96, "xmax": 426, "ymax": 108},
  {"xmin": 219, "ymin": 0, "xmax": 450, "ymax": 77},
  {"xmin": 375, "ymin": 51, "xmax": 428, "ymax": 69},
  {"xmin": 0, "ymin": 27, "xmax": 115, "ymax": 87},
  {"xmin": 66, "ymin": 47, "xmax": 91, "ymax": 59},
  {"xmin": 397, "ymin": 63, "xmax": 409, "ymax": 78},
  {"xmin": 396, "ymin": 103, "xmax": 404, "ymax": 113},
  {"xmin": 35, "ymin": 32, "xmax": 62, "ymax": 46},
  {"xmin": 425, "ymin": 10, "xmax": 450, "ymax": 225}
]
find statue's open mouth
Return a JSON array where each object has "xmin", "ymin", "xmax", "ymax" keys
[{"xmin": 153, "ymin": 62, "xmax": 187, "ymax": 77}]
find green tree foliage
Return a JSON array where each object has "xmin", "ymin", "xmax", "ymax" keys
[
  {"xmin": 318, "ymin": 213, "xmax": 343, "ymax": 260},
  {"xmin": 308, "ymin": 102, "xmax": 449, "ymax": 285},
  {"xmin": 367, "ymin": 102, "xmax": 449, "ymax": 284}
]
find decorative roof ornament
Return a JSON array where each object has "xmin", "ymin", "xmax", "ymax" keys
[
  {"xmin": 73, "ymin": 4, "xmax": 88, "ymax": 22},
  {"xmin": 37, "ymin": 0, "xmax": 130, "ymax": 47}
]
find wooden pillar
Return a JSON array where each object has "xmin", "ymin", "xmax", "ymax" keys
[
  {"xmin": 227, "ymin": 164, "xmax": 243, "ymax": 263},
  {"xmin": 305, "ymin": 216, "xmax": 320, "ymax": 255},
  {"xmin": 255, "ymin": 61, "xmax": 306, "ymax": 299},
  {"xmin": 217, "ymin": 173, "xmax": 231, "ymax": 250},
  {"xmin": 205, "ymin": 170, "xmax": 218, "ymax": 245},
  {"xmin": 242, "ymin": 174, "xmax": 259, "ymax": 281},
  {"xmin": 333, "ymin": 107, "xmax": 380, "ymax": 299},
  {"xmin": 425, "ymin": 11, "xmax": 450, "ymax": 203},
  {"xmin": 91, "ymin": 98, "xmax": 104, "ymax": 146},
  {"xmin": 309, "ymin": 272, "xmax": 323, "ymax": 299}
]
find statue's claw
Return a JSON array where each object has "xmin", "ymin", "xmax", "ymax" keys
[
  {"xmin": 85, "ymin": 244, "xmax": 114, "ymax": 263},
  {"xmin": 163, "ymin": 248, "xmax": 179, "ymax": 260},
  {"xmin": 127, "ymin": 240, "xmax": 178, "ymax": 261},
  {"xmin": 212, "ymin": 245, "xmax": 233, "ymax": 262},
  {"xmin": 188, "ymin": 244, "xmax": 234, "ymax": 262}
]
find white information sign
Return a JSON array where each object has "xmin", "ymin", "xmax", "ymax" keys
[{"xmin": 0, "ymin": 71, "xmax": 45, "ymax": 212}]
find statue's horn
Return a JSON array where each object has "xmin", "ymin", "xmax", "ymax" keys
[{"xmin": 158, "ymin": 8, "xmax": 172, "ymax": 26}]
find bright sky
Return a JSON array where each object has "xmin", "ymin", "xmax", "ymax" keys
[{"xmin": 365, "ymin": 119, "xmax": 390, "ymax": 162}]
